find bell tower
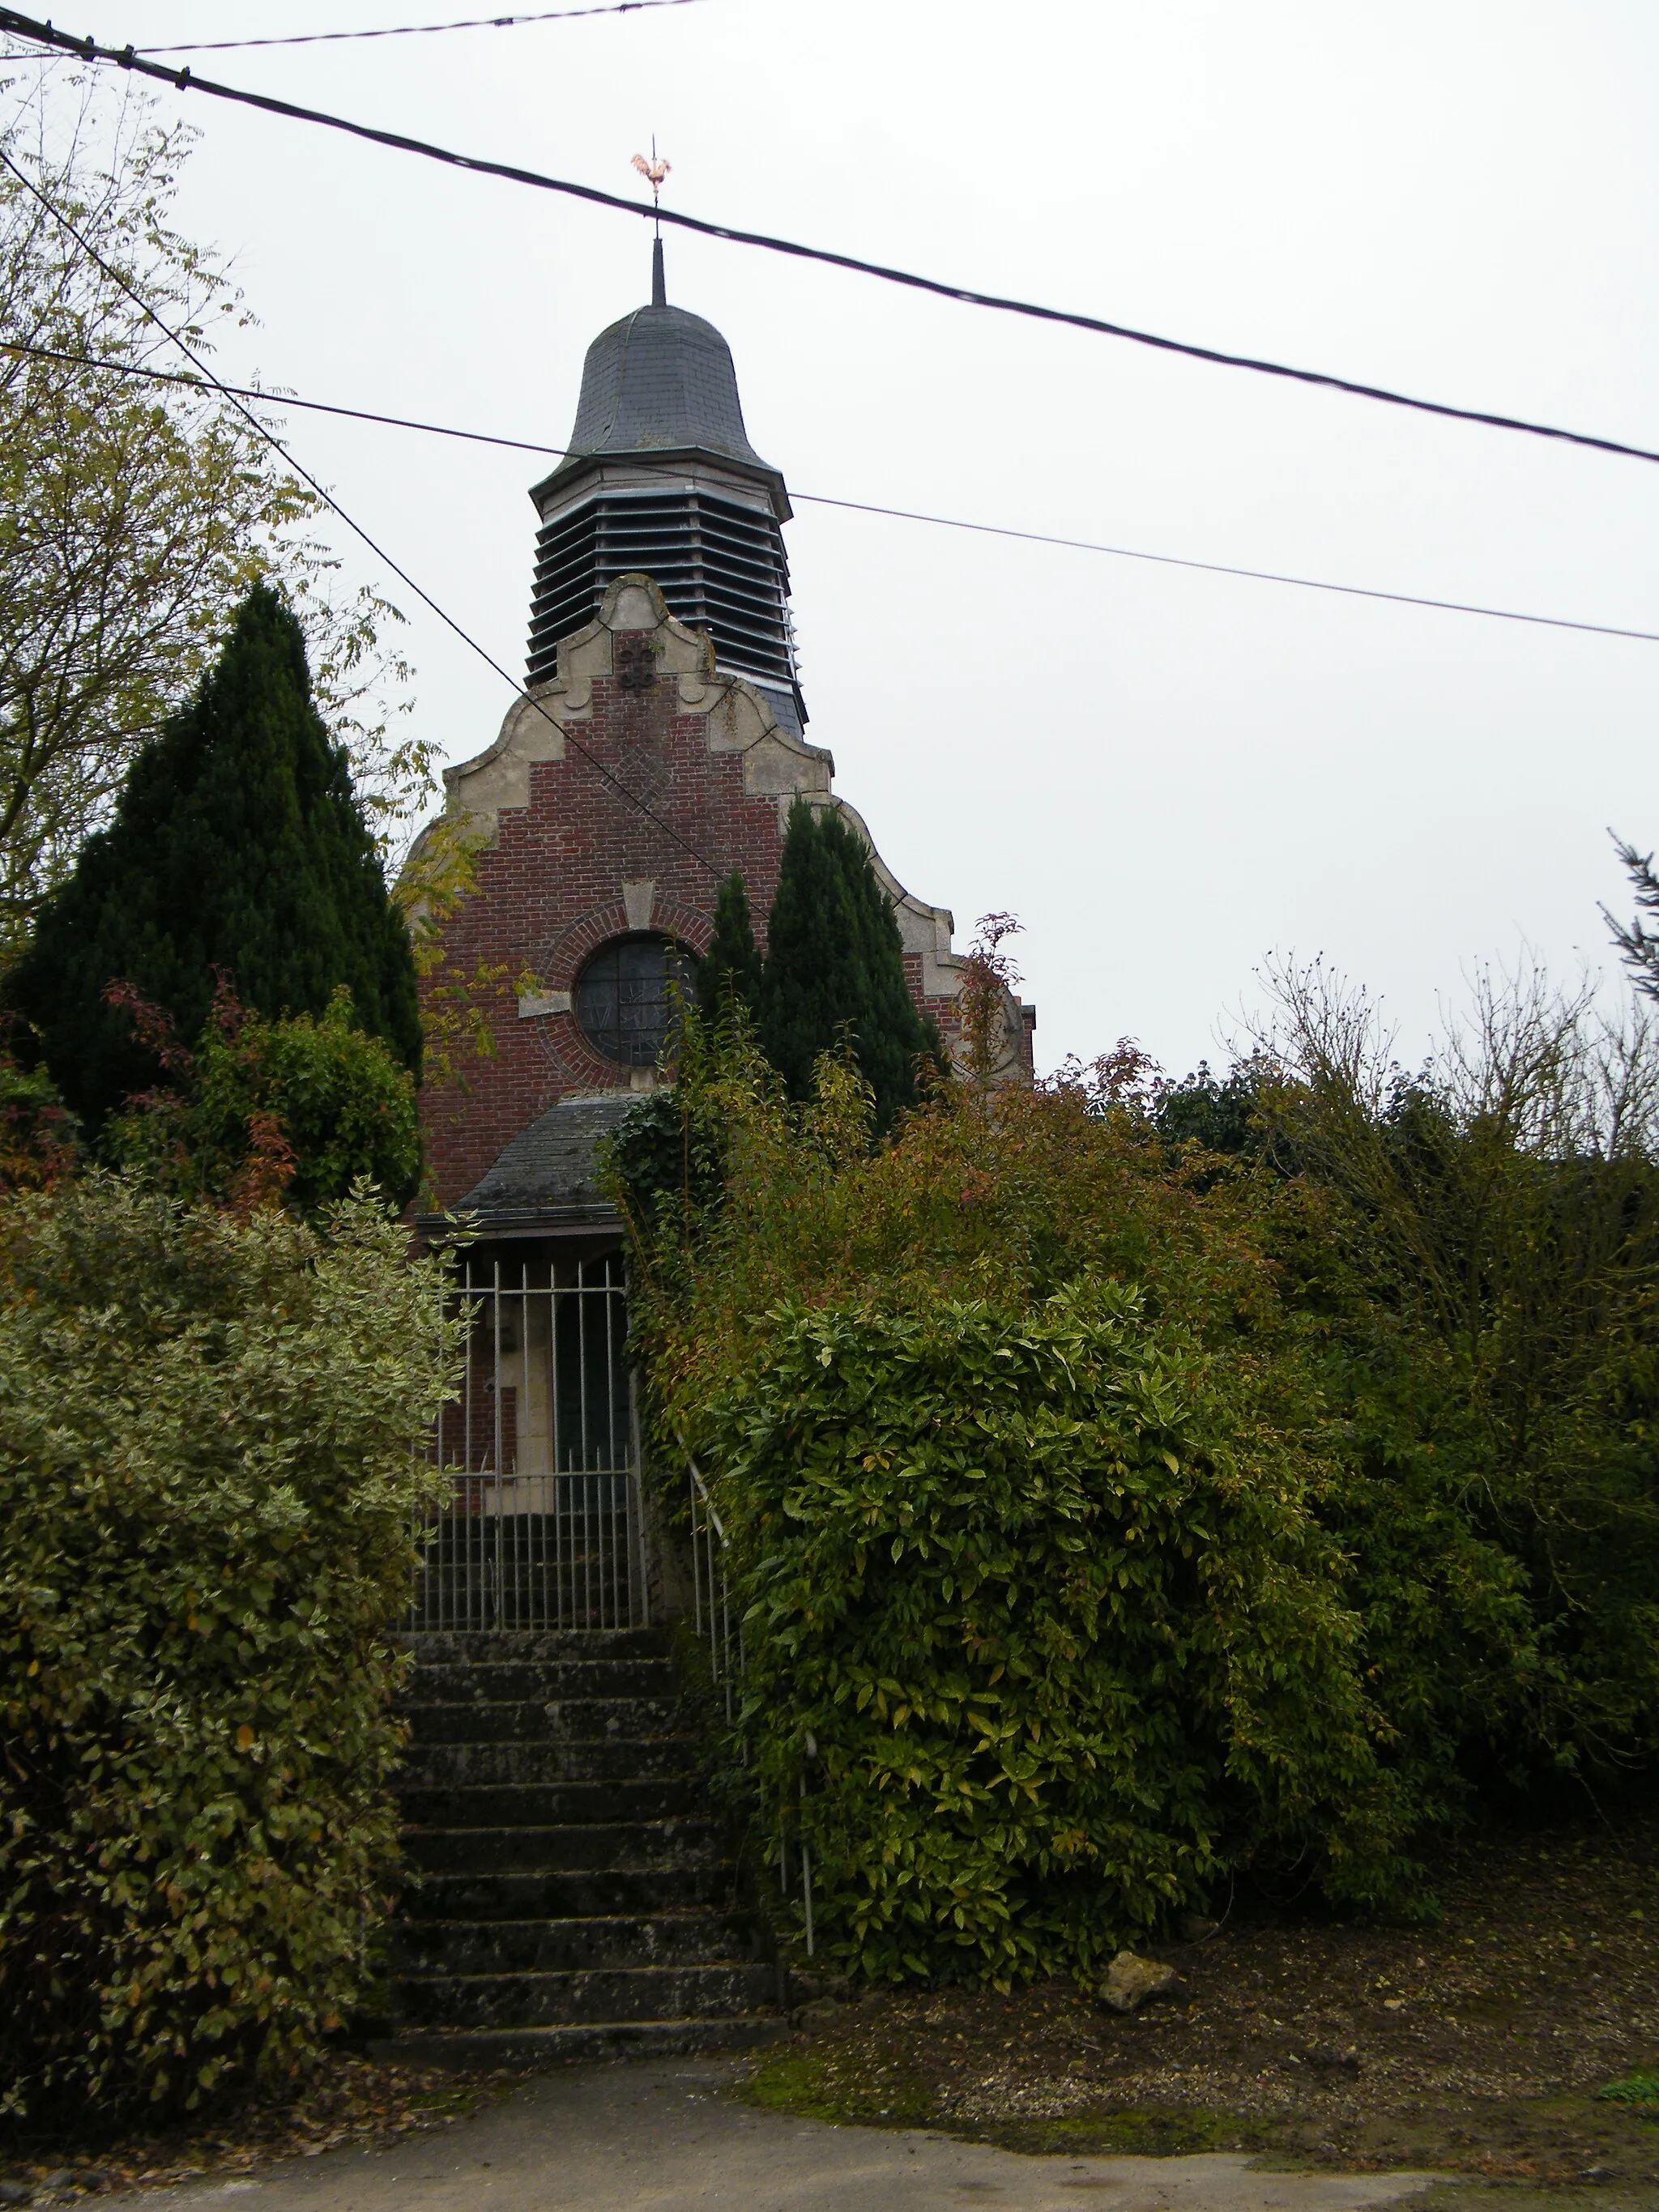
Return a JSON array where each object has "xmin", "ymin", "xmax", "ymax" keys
[
  {"xmin": 414, "ymin": 244, "xmax": 1034, "ymax": 1220},
  {"xmin": 526, "ymin": 241, "xmax": 806, "ymax": 734}
]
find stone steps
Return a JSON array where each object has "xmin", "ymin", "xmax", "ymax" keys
[
  {"xmin": 379, "ymin": 1626, "xmax": 783, "ymax": 2064},
  {"xmin": 407, "ymin": 1696, "xmax": 685, "ymax": 1744},
  {"xmin": 392, "ymin": 1910, "xmax": 756, "ymax": 1975},
  {"xmin": 399, "ymin": 1737, "xmax": 701, "ymax": 1787},
  {"xmin": 379, "ymin": 2017, "xmax": 781, "ymax": 2070},
  {"xmin": 409, "ymin": 1628, "xmax": 668, "ymax": 1667},
  {"xmin": 400, "ymin": 1778, "xmax": 704, "ymax": 1827},
  {"xmin": 401, "ymin": 1816, "xmax": 727, "ymax": 1877},
  {"xmin": 399, "ymin": 1865, "xmax": 736, "ymax": 1921},
  {"xmin": 394, "ymin": 1962, "xmax": 776, "ymax": 2031}
]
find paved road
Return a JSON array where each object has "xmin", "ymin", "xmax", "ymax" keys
[{"xmin": 109, "ymin": 2057, "xmax": 1447, "ymax": 2212}]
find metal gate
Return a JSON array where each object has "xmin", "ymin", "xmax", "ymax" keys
[{"xmin": 412, "ymin": 1249, "xmax": 644, "ymax": 1632}]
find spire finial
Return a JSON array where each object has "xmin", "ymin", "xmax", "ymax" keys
[
  {"xmin": 630, "ymin": 139, "xmax": 671, "ymax": 222},
  {"xmin": 632, "ymin": 143, "xmax": 671, "ymax": 304},
  {"xmin": 630, "ymin": 141, "xmax": 671, "ymax": 302}
]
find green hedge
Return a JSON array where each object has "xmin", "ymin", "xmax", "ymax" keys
[
  {"xmin": 696, "ymin": 1279, "xmax": 1416, "ymax": 1989},
  {"xmin": 0, "ymin": 1178, "xmax": 457, "ymax": 2116}
]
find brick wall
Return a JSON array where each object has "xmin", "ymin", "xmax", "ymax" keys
[{"xmin": 417, "ymin": 577, "xmax": 975, "ymax": 1209}]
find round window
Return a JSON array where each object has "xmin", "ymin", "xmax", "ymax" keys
[{"xmin": 574, "ymin": 933, "xmax": 698, "ymax": 1067}]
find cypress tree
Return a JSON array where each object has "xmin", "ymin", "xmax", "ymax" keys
[
  {"xmin": 695, "ymin": 870, "xmax": 763, "ymax": 1025},
  {"xmin": 7, "ymin": 583, "xmax": 420, "ymax": 1128},
  {"xmin": 759, "ymin": 800, "xmax": 932, "ymax": 1129},
  {"xmin": 835, "ymin": 810, "xmax": 944, "ymax": 1116}
]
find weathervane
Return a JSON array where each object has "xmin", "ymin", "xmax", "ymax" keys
[{"xmin": 631, "ymin": 139, "xmax": 671, "ymax": 234}]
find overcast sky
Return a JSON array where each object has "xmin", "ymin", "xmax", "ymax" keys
[{"xmin": 12, "ymin": 1, "xmax": 1659, "ymax": 1077}]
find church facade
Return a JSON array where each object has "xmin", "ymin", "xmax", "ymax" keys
[
  {"xmin": 406, "ymin": 247, "xmax": 1033, "ymax": 1635},
  {"xmin": 415, "ymin": 240, "xmax": 1033, "ymax": 1237}
]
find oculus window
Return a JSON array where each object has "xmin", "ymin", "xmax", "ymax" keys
[{"xmin": 574, "ymin": 933, "xmax": 697, "ymax": 1067}]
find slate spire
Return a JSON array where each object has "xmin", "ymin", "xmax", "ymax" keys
[{"xmin": 526, "ymin": 249, "xmax": 806, "ymax": 728}]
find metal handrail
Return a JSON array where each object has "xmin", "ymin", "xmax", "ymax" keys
[
  {"xmin": 687, "ymin": 1454, "xmax": 735, "ymax": 1723},
  {"xmin": 684, "ymin": 1451, "xmax": 813, "ymax": 1958}
]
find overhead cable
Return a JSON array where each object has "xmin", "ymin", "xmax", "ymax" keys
[
  {"xmin": 0, "ymin": 147, "xmax": 730, "ymax": 880},
  {"xmin": 139, "ymin": 0, "xmax": 706, "ymax": 54},
  {"xmin": 6, "ymin": 334, "xmax": 1657, "ymax": 648},
  {"xmin": 795, "ymin": 491, "xmax": 1659, "ymax": 647},
  {"xmin": 2, "ymin": 6, "xmax": 1658, "ymax": 471}
]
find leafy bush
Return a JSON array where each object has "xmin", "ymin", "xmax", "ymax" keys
[
  {"xmin": 103, "ymin": 981, "xmax": 421, "ymax": 1216},
  {"xmin": 1246, "ymin": 960, "xmax": 1659, "ymax": 1779},
  {"xmin": 0, "ymin": 1045, "xmax": 77, "ymax": 1195},
  {"xmin": 0, "ymin": 1177, "xmax": 458, "ymax": 2117},
  {"xmin": 692, "ymin": 1280, "xmax": 1413, "ymax": 1989},
  {"xmin": 608, "ymin": 1079, "xmax": 728, "ymax": 1241},
  {"xmin": 638, "ymin": 982, "xmax": 1659, "ymax": 1988},
  {"xmin": 632, "ymin": 1031, "xmax": 1538, "ymax": 1984},
  {"xmin": 607, "ymin": 1004, "xmax": 781, "ymax": 1239}
]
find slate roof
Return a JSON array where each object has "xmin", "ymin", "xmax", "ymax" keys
[
  {"xmin": 561, "ymin": 302, "xmax": 771, "ymax": 467},
  {"xmin": 545, "ymin": 245, "xmax": 781, "ymax": 488},
  {"xmin": 440, "ymin": 1094, "xmax": 636, "ymax": 1234}
]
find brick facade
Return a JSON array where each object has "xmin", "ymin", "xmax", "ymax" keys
[{"xmin": 415, "ymin": 575, "xmax": 1027, "ymax": 1209}]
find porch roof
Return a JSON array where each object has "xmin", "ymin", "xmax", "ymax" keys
[{"xmin": 420, "ymin": 1093, "xmax": 635, "ymax": 1238}]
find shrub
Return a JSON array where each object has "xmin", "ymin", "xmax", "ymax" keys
[
  {"xmin": 1252, "ymin": 960, "xmax": 1659, "ymax": 1779},
  {"xmin": 102, "ymin": 981, "xmax": 421, "ymax": 1217},
  {"xmin": 606, "ymin": 1004, "xmax": 778, "ymax": 1240},
  {"xmin": 633, "ymin": 1036, "xmax": 1535, "ymax": 1982},
  {"xmin": 0, "ymin": 1177, "xmax": 458, "ymax": 2117},
  {"xmin": 637, "ymin": 976, "xmax": 1659, "ymax": 1989},
  {"xmin": 0, "ymin": 1046, "xmax": 77, "ymax": 1194},
  {"xmin": 689, "ymin": 1279, "xmax": 1414, "ymax": 1989}
]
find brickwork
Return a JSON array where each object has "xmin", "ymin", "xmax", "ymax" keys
[{"xmin": 415, "ymin": 575, "xmax": 1025, "ymax": 1210}]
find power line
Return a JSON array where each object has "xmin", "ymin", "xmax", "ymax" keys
[
  {"xmin": 795, "ymin": 492, "xmax": 1659, "ymax": 648},
  {"xmin": 2, "ymin": 8, "xmax": 1657, "ymax": 474},
  {"xmin": 0, "ymin": 147, "xmax": 731, "ymax": 881},
  {"xmin": 6, "ymin": 334, "xmax": 1657, "ymax": 648},
  {"xmin": 139, "ymin": 1, "xmax": 706, "ymax": 55}
]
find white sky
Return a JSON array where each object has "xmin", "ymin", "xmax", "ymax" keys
[{"xmin": 13, "ymin": 1, "xmax": 1659, "ymax": 1077}]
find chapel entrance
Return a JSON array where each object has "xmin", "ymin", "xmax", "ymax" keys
[{"xmin": 412, "ymin": 1241, "xmax": 646, "ymax": 1633}]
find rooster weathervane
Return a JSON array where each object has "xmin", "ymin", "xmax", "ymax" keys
[{"xmin": 631, "ymin": 139, "xmax": 671, "ymax": 233}]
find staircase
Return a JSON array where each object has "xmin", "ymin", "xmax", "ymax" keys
[{"xmin": 382, "ymin": 1626, "xmax": 786, "ymax": 2065}]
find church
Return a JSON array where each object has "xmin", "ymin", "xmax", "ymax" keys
[
  {"xmin": 389, "ymin": 245, "xmax": 1036, "ymax": 2061},
  {"xmin": 407, "ymin": 243, "xmax": 1032, "ymax": 1635},
  {"xmin": 416, "ymin": 237, "xmax": 1033, "ymax": 1238}
]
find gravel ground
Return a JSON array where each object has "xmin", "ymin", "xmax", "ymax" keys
[{"xmin": 742, "ymin": 1818, "xmax": 1659, "ymax": 2190}]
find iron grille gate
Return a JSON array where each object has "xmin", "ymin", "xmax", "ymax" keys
[{"xmin": 412, "ymin": 1250, "xmax": 645, "ymax": 1632}]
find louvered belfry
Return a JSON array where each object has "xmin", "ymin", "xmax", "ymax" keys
[{"xmin": 527, "ymin": 241, "xmax": 806, "ymax": 731}]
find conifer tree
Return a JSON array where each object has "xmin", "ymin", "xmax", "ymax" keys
[
  {"xmin": 7, "ymin": 584, "xmax": 420, "ymax": 1127},
  {"xmin": 695, "ymin": 870, "xmax": 763, "ymax": 1025},
  {"xmin": 838, "ymin": 812, "xmax": 945, "ymax": 1116},
  {"xmin": 759, "ymin": 800, "xmax": 932, "ymax": 1129}
]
